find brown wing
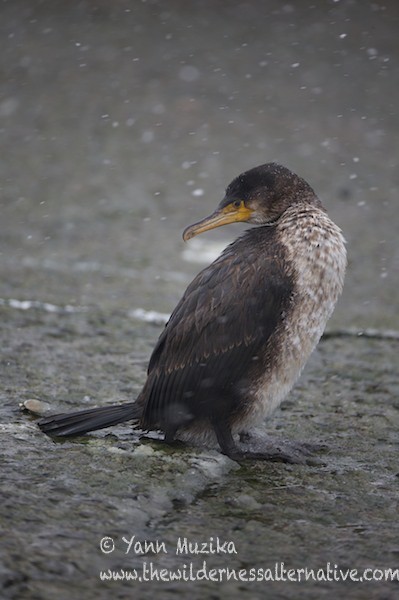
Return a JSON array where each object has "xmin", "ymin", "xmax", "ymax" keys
[{"xmin": 141, "ymin": 227, "xmax": 293, "ymax": 430}]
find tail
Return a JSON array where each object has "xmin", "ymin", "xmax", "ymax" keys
[{"xmin": 38, "ymin": 402, "xmax": 142, "ymax": 437}]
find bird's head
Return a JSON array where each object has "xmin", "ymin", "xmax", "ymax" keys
[{"xmin": 183, "ymin": 162, "xmax": 321, "ymax": 241}]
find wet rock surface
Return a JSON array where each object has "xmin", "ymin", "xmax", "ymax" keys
[
  {"xmin": 1, "ymin": 1, "xmax": 399, "ymax": 598},
  {"xmin": 2, "ymin": 317, "xmax": 399, "ymax": 599}
]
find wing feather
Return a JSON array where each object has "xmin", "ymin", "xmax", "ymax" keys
[{"xmin": 141, "ymin": 227, "xmax": 294, "ymax": 429}]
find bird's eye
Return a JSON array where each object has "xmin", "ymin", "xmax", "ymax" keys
[{"xmin": 233, "ymin": 200, "xmax": 242, "ymax": 208}]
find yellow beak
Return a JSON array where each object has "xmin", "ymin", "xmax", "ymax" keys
[{"xmin": 182, "ymin": 201, "xmax": 253, "ymax": 241}]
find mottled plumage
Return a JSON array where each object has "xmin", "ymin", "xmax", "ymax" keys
[{"xmin": 39, "ymin": 163, "xmax": 346, "ymax": 460}]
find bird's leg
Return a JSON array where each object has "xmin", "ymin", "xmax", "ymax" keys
[
  {"xmin": 212, "ymin": 419, "xmax": 302, "ymax": 464},
  {"xmin": 211, "ymin": 419, "xmax": 241, "ymax": 458},
  {"xmin": 140, "ymin": 425, "xmax": 187, "ymax": 451},
  {"xmin": 164, "ymin": 425, "xmax": 178, "ymax": 444}
]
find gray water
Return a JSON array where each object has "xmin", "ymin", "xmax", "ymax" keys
[{"xmin": 1, "ymin": 1, "xmax": 399, "ymax": 598}]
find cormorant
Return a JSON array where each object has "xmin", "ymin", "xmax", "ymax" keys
[{"xmin": 38, "ymin": 163, "xmax": 347, "ymax": 461}]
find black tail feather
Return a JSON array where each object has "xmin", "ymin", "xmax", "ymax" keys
[{"xmin": 38, "ymin": 402, "xmax": 142, "ymax": 437}]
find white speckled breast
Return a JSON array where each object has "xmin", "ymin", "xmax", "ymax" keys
[{"xmin": 246, "ymin": 203, "xmax": 347, "ymax": 426}]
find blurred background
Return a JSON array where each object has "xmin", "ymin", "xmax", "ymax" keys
[
  {"xmin": 1, "ymin": 0, "xmax": 398, "ymax": 330},
  {"xmin": 2, "ymin": 4, "xmax": 399, "ymax": 598}
]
